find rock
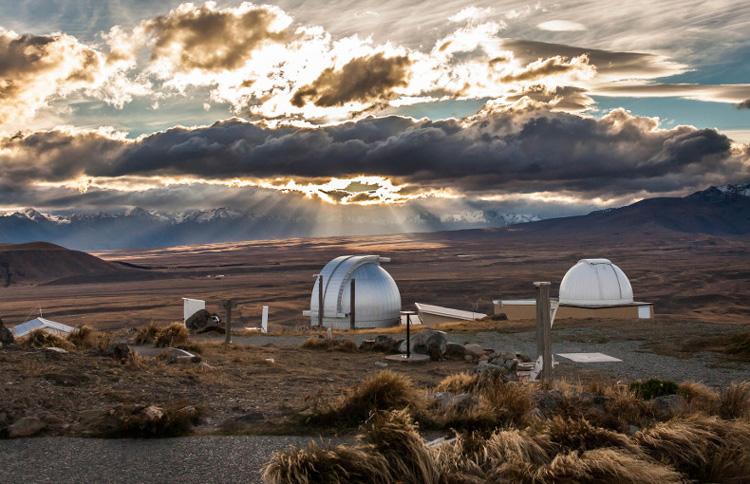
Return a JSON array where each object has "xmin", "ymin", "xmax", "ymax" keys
[
  {"xmin": 374, "ymin": 361, "xmax": 389, "ymax": 368},
  {"xmin": 651, "ymin": 394, "xmax": 684, "ymax": 420},
  {"xmin": 535, "ymin": 390, "xmax": 565, "ymax": 416},
  {"xmin": 464, "ymin": 343, "xmax": 485, "ymax": 359},
  {"xmin": 161, "ymin": 347, "xmax": 201, "ymax": 364},
  {"xmin": 0, "ymin": 318, "xmax": 14, "ymax": 346},
  {"xmin": 359, "ymin": 339, "xmax": 376, "ymax": 351},
  {"xmin": 185, "ymin": 309, "xmax": 224, "ymax": 334},
  {"xmin": 106, "ymin": 343, "xmax": 135, "ymax": 363},
  {"xmin": 362, "ymin": 335, "xmax": 402, "ymax": 353},
  {"xmin": 142, "ymin": 405, "xmax": 165, "ymax": 422},
  {"xmin": 445, "ymin": 342, "xmax": 467, "ymax": 360},
  {"xmin": 8, "ymin": 416, "xmax": 46, "ymax": 438},
  {"xmin": 45, "ymin": 346, "xmax": 69, "ymax": 354},
  {"xmin": 434, "ymin": 392, "xmax": 474, "ymax": 412},
  {"xmin": 475, "ymin": 361, "xmax": 514, "ymax": 383},
  {"xmin": 399, "ymin": 329, "xmax": 448, "ymax": 360}
]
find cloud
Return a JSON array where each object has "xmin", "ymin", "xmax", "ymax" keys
[
  {"xmin": 141, "ymin": 2, "xmax": 292, "ymax": 74},
  {"xmin": 737, "ymin": 99, "xmax": 750, "ymax": 109},
  {"xmin": 3, "ymin": 107, "xmax": 746, "ymax": 201},
  {"xmin": 291, "ymin": 53, "xmax": 412, "ymax": 107},
  {"xmin": 537, "ymin": 20, "xmax": 586, "ymax": 32},
  {"xmin": 596, "ymin": 83, "xmax": 750, "ymax": 104},
  {"xmin": 498, "ymin": 55, "xmax": 593, "ymax": 83}
]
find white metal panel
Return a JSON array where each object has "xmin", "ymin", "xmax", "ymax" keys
[
  {"xmin": 557, "ymin": 352, "xmax": 622, "ymax": 363},
  {"xmin": 12, "ymin": 317, "xmax": 74, "ymax": 337},
  {"xmin": 261, "ymin": 305, "xmax": 269, "ymax": 332},
  {"xmin": 415, "ymin": 302, "xmax": 486, "ymax": 320},
  {"xmin": 637, "ymin": 305, "xmax": 652, "ymax": 319},
  {"xmin": 183, "ymin": 298, "xmax": 205, "ymax": 322}
]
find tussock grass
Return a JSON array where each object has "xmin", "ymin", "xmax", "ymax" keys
[
  {"xmin": 434, "ymin": 373, "xmax": 477, "ymax": 394},
  {"xmin": 678, "ymin": 381, "xmax": 719, "ymax": 414},
  {"xmin": 719, "ymin": 382, "xmax": 750, "ymax": 419},
  {"xmin": 21, "ymin": 329, "xmax": 75, "ymax": 351},
  {"xmin": 629, "ymin": 378, "xmax": 678, "ymax": 400},
  {"xmin": 308, "ymin": 370, "xmax": 424, "ymax": 426},
  {"xmin": 67, "ymin": 325, "xmax": 112, "ymax": 352},
  {"xmin": 154, "ymin": 323, "xmax": 188, "ymax": 348},
  {"xmin": 301, "ymin": 336, "xmax": 357, "ymax": 352},
  {"xmin": 100, "ymin": 404, "xmax": 202, "ymax": 438},
  {"xmin": 545, "ymin": 417, "xmax": 639, "ymax": 454},
  {"xmin": 134, "ymin": 322, "xmax": 189, "ymax": 348}
]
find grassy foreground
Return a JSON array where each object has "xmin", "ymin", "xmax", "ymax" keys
[{"xmin": 264, "ymin": 371, "xmax": 750, "ymax": 483}]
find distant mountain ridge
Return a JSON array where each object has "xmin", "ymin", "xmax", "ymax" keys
[
  {"xmin": 0, "ymin": 206, "xmax": 538, "ymax": 250},
  {"xmin": 505, "ymin": 183, "xmax": 750, "ymax": 237}
]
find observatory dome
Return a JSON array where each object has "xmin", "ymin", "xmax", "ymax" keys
[
  {"xmin": 309, "ymin": 255, "xmax": 401, "ymax": 329},
  {"xmin": 559, "ymin": 258, "xmax": 634, "ymax": 307}
]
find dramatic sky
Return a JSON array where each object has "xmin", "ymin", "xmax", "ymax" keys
[{"xmin": 1, "ymin": 0, "xmax": 749, "ymax": 229}]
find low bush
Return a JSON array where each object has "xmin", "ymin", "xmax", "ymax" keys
[
  {"xmin": 21, "ymin": 329, "xmax": 75, "ymax": 351},
  {"xmin": 134, "ymin": 323, "xmax": 160, "ymax": 345},
  {"xmin": 719, "ymin": 381, "xmax": 750, "ymax": 419},
  {"xmin": 629, "ymin": 378, "xmax": 678, "ymax": 400},
  {"xmin": 134, "ymin": 322, "xmax": 189, "ymax": 348},
  {"xmin": 67, "ymin": 325, "xmax": 112, "ymax": 353}
]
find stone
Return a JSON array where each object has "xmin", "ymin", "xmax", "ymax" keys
[
  {"xmin": 434, "ymin": 392, "xmax": 474, "ymax": 412},
  {"xmin": 8, "ymin": 416, "xmax": 46, "ymax": 438},
  {"xmin": 107, "ymin": 343, "xmax": 135, "ymax": 363},
  {"xmin": 374, "ymin": 361, "xmax": 389, "ymax": 368},
  {"xmin": 445, "ymin": 342, "xmax": 467, "ymax": 360},
  {"xmin": 142, "ymin": 405, "xmax": 165, "ymax": 422},
  {"xmin": 399, "ymin": 329, "xmax": 448, "ymax": 360},
  {"xmin": 44, "ymin": 346, "xmax": 69, "ymax": 354},
  {"xmin": 0, "ymin": 318, "xmax": 14, "ymax": 347},
  {"xmin": 185, "ymin": 309, "xmax": 224, "ymax": 334},
  {"xmin": 464, "ymin": 343, "xmax": 485, "ymax": 358},
  {"xmin": 161, "ymin": 347, "xmax": 201, "ymax": 364},
  {"xmin": 651, "ymin": 394, "xmax": 684, "ymax": 420}
]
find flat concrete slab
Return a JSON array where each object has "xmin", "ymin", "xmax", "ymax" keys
[
  {"xmin": 557, "ymin": 352, "xmax": 622, "ymax": 363},
  {"xmin": 384, "ymin": 354, "xmax": 430, "ymax": 363}
]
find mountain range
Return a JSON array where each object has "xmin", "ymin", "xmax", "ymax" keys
[{"xmin": 1, "ymin": 184, "xmax": 748, "ymax": 250}]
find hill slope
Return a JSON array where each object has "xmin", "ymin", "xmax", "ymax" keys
[
  {"xmin": 503, "ymin": 184, "xmax": 750, "ymax": 237},
  {"xmin": 0, "ymin": 242, "xmax": 126, "ymax": 286}
]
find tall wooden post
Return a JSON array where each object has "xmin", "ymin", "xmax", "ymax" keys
[
  {"xmin": 534, "ymin": 282, "xmax": 552, "ymax": 382},
  {"xmin": 223, "ymin": 299, "xmax": 237, "ymax": 347},
  {"xmin": 349, "ymin": 278, "xmax": 356, "ymax": 329},
  {"xmin": 318, "ymin": 275, "xmax": 324, "ymax": 327}
]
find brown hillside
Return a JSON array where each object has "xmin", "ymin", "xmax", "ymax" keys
[{"xmin": 0, "ymin": 242, "xmax": 125, "ymax": 286}]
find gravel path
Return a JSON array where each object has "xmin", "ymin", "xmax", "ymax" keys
[{"xmin": 0, "ymin": 436, "xmax": 331, "ymax": 484}]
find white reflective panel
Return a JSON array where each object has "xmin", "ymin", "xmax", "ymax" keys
[
  {"xmin": 557, "ymin": 353, "xmax": 622, "ymax": 363},
  {"xmin": 637, "ymin": 305, "xmax": 652, "ymax": 319}
]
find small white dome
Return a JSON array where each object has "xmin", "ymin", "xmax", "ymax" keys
[{"xmin": 559, "ymin": 258, "xmax": 633, "ymax": 307}]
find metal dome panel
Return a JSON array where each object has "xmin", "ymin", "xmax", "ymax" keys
[
  {"xmin": 310, "ymin": 255, "xmax": 401, "ymax": 328},
  {"xmin": 559, "ymin": 258, "xmax": 634, "ymax": 307}
]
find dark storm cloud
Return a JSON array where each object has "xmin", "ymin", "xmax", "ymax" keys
[
  {"xmin": 738, "ymin": 99, "xmax": 750, "ymax": 109},
  {"xmin": 2, "ymin": 107, "xmax": 747, "ymax": 198},
  {"xmin": 144, "ymin": 3, "xmax": 290, "ymax": 72},
  {"xmin": 291, "ymin": 53, "xmax": 412, "ymax": 107}
]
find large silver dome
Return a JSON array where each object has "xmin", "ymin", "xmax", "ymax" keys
[{"xmin": 309, "ymin": 255, "xmax": 401, "ymax": 329}]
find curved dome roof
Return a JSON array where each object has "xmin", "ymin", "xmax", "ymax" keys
[
  {"xmin": 559, "ymin": 258, "xmax": 633, "ymax": 307},
  {"xmin": 310, "ymin": 255, "xmax": 401, "ymax": 329}
]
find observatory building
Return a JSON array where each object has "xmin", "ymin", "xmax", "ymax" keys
[
  {"xmin": 494, "ymin": 258, "xmax": 653, "ymax": 320},
  {"xmin": 306, "ymin": 255, "xmax": 401, "ymax": 329}
]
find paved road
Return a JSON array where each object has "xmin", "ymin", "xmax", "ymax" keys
[{"xmin": 0, "ymin": 436, "xmax": 327, "ymax": 484}]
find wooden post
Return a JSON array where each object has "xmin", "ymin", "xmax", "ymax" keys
[
  {"xmin": 534, "ymin": 282, "xmax": 552, "ymax": 382},
  {"xmin": 349, "ymin": 278, "xmax": 356, "ymax": 329},
  {"xmin": 317, "ymin": 275, "xmax": 324, "ymax": 327},
  {"xmin": 222, "ymin": 299, "xmax": 237, "ymax": 347},
  {"xmin": 406, "ymin": 313, "xmax": 411, "ymax": 359}
]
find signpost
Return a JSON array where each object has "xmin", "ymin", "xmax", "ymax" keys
[
  {"xmin": 222, "ymin": 299, "xmax": 237, "ymax": 347},
  {"xmin": 534, "ymin": 282, "xmax": 552, "ymax": 382}
]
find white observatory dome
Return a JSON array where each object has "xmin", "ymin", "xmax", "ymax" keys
[
  {"xmin": 559, "ymin": 258, "xmax": 634, "ymax": 307},
  {"xmin": 310, "ymin": 255, "xmax": 401, "ymax": 329}
]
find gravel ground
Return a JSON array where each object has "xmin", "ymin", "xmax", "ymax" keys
[
  {"xmin": 0, "ymin": 436, "xmax": 333, "ymax": 484},
  {"xmin": 226, "ymin": 325, "xmax": 750, "ymax": 387}
]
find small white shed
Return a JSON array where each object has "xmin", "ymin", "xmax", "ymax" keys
[{"xmin": 12, "ymin": 317, "xmax": 74, "ymax": 338}]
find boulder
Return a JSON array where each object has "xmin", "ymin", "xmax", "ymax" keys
[
  {"xmin": 464, "ymin": 343, "xmax": 485, "ymax": 359},
  {"xmin": 361, "ymin": 335, "xmax": 401, "ymax": 353},
  {"xmin": 445, "ymin": 342, "xmax": 467, "ymax": 360},
  {"xmin": 8, "ymin": 416, "xmax": 46, "ymax": 438},
  {"xmin": 161, "ymin": 347, "xmax": 201, "ymax": 364},
  {"xmin": 0, "ymin": 318, "xmax": 14, "ymax": 347},
  {"xmin": 185, "ymin": 309, "xmax": 224, "ymax": 334},
  {"xmin": 106, "ymin": 343, "xmax": 135, "ymax": 363},
  {"xmin": 399, "ymin": 329, "xmax": 448, "ymax": 360}
]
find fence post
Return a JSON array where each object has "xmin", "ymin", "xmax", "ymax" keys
[
  {"xmin": 349, "ymin": 278, "xmax": 356, "ymax": 329},
  {"xmin": 223, "ymin": 299, "xmax": 236, "ymax": 347},
  {"xmin": 534, "ymin": 282, "xmax": 552, "ymax": 382}
]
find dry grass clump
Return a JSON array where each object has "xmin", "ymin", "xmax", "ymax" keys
[
  {"xmin": 66, "ymin": 325, "xmax": 112, "ymax": 352},
  {"xmin": 134, "ymin": 322, "xmax": 189, "ymax": 348},
  {"xmin": 100, "ymin": 404, "xmax": 202, "ymax": 438},
  {"xmin": 634, "ymin": 415, "xmax": 750, "ymax": 481},
  {"xmin": 264, "ymin": 410, "xmax": 437, "ymax": 484},
  {"xmin": 545, "ymin": 417, "xmax": 639, "ymax": 454},
  {"xmin": 719, "ymin": 382, "xmax": 750, "ymax": 419},
  {"xmin": 134, "ymin": 323, "xmax": 159, "ymax": 345},
  {"xmin": 301, "ymin": 336, "xmax": 357, "ymax": 352},
  {"xmin": 21, "ymin": 329, "xmax": 75, "ymax": 351},
  {"xmin": 154, "ymin": 323, "xmax": 188, "ymax": 348},
  {"xmin": 308, "ymin": 370, "xmax": 425, "ymax": 426},
  {"xmin": 435, "ymin": 373, "xmax": 477, "ymax": 393},
  {"xmin": 677, "ymin": 381, "xmax": 719, "ymax": 414}
]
